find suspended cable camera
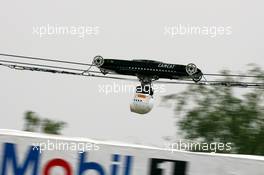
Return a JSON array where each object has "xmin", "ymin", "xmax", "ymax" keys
[
  {"xmin": 92, "ymin": 56, "xmax": 203, "ymax": 114},
  {"xmin": 0, "ymin": 53, "xmax": 263, "ymax": 114}
]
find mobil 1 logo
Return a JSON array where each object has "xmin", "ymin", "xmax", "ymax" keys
[{"xmin": 148, "ymin": 158, "xmax": 187, "ymax": 175}]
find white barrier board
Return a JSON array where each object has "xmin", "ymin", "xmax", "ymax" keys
[{"xmin": 0, "ymin": 130, "xmax": 263, "ymax": 175}]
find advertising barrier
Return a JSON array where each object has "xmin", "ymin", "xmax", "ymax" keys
[{"xmin": 0, "ymin": 129, "xmax": 263, "ymax": 175}]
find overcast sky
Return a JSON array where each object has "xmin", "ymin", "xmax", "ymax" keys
[{"xmin": 0, "ymin": 0, "xmax": 263, "ymax": 147}]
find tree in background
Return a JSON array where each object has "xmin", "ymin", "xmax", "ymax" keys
[
  {"xmin": 23, "ymin": 111, "xmax": 67, "ymax": 135},
  {"xmin": 24, "ymin": 111, "xmax": 40, "ymax": 132},
  {"xmin": 162, "ymin": 65, "xmax": 264, "ymax": 155},
  {"xmin": 41, "ymin": 119, "xmax": 66, "ymax": 135}
]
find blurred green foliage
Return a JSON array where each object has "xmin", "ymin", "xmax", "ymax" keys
[
  {"xmin": 23, "ymin": 111, "xmax": 67, "ymax": 135},
  {"xmin": 162, "ymin": 65, "xmax": 264, "ymax": 155}
]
